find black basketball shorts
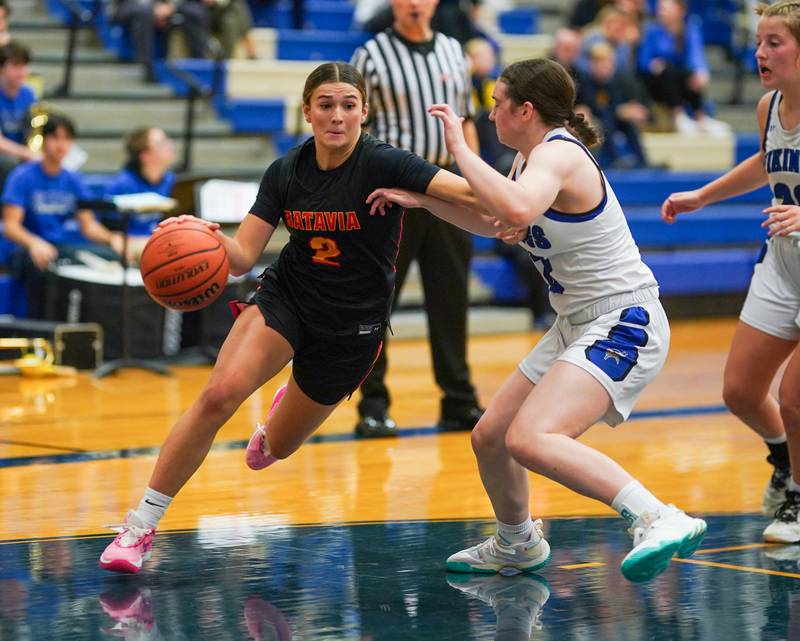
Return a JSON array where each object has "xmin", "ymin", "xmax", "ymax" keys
[{"xmin": 246, "ymin": 274, "xmax": 384, "ymax": 406}]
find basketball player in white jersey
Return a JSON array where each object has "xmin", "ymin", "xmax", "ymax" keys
[
  {"xmin": 662, "ymin": 1, "xmax": 800, "ymax": 543},
  {"xmin": 369, "ymin": 57, "xmax": 707, "ymax": 582}
]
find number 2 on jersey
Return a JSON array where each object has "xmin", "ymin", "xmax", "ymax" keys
[{"xmin": 309, "ymin": 236, "xmax": 342, "ymax": 267}]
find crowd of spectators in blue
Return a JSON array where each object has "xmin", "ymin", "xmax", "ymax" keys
[{"xmin": 0, "ymin": 0, "xmax": 740, "ymax": 321}]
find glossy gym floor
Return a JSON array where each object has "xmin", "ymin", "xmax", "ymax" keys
[{"xmin": 1, "ymin": 318, "xmax": 798, "ymax": 640}]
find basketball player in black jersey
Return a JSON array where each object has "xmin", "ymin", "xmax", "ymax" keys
[{"xmin": 99, "ymin": 61, "xmax": 515, "ymax": 574}]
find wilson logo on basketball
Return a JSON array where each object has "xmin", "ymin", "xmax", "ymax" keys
[
  {"xmin": 168, "ymin": 282, "xmax": 222, "ymax": 309},
  {"xmin": 140, "ymin": 220, "xmax": 230, "ymax": 312},
  {"xmin": 156, "ymin": 261, "xmax": 210, "ymax": 289}
]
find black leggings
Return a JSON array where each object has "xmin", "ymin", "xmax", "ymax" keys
[{"xmin": 642, "ymin": 64, "xmax": 703, "ymax": 112}]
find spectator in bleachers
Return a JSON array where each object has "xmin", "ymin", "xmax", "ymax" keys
[
  {"xmin": 577, "ymin": 41, "xmax": 650, "ymax": 168},
  {"xmin": 569, "ymin": 0, "xmax": 614, "ymax": 29},
  {"xmin": 0, "ymin": 42, "xmax": 38, "ymax": 191},
  {"xmin": 1, "ymin": 115, "xmax": 124, "ymax": 318},
  {"xmin": 109, "ymin": 0, "xmax": 210, "ymax": 82},
  {"xmin": 103, "ymin": 126, "xmax": 176, "ymax": 261},
  {"xmin": 466, "ymin": 38, "xmax": 511, "ymax": 173},
  {"xmin": 637, "ymin": 0, "xmax": 730, "ymax": 135},
  {"xmin": 580, "ymin": 5, "xmax": 639, "ymax": 74},
  {"xmin": 549, "ymin": 27, "xmax": 585, "ymax": 79},
  {"xmin": 0, "ymin": 2, "xmax": 12, "ymax": 47},
  {"xmin": 206, "ymin": 0, "xmax": 258, "ymax": 59}
]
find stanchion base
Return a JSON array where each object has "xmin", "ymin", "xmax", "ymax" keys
[{"xmin": 93, "ymin": 358, "xmax": 171, "ymax": 379}]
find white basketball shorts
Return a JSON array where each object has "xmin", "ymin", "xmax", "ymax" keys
[
  {"xmin": 518, "ymin": 292, "xmax": 670, "ymax": 427},
  {"xmin": 740, "ymin": 236, "xmax": 800, "ymax": 341}
]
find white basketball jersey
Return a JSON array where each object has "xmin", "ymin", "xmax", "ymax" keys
[
  {"xmin": 764, "ymin": 91, "xmax": 800, "ymax": 222},
  {"xmin": 515, "ymin": 128, "xmax": 657, "ymax": 316}
]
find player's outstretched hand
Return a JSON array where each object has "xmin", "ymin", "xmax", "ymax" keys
[
  {"xmin": 158, "ymin": 214, "xmax": 220, "ymax": 231},
  {"xmin": 763, "ymin": 203, "xmax": 800, "ymax": 236},
  {"xmin": 661, "ymin": 190, "xmax": 705, "ymax": 224},
  {"xmin": 493, "ymin": 218, "xmax": 527, "ymax": 244},
  {"xmin": 367, "ymin": 188, "xmax": 424, "ymax": 216},
  {"xmin": 428, "ymin": 104, "xmax": 468, "ymax": 154}
]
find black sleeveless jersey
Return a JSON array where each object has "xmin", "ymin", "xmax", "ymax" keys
[{"xmin": 250, "ymin": 133, "xmax": 439, "ymax": 336}]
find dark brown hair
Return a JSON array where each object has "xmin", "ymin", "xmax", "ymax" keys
[
  {"xmin": 125, "ymin": 127, "xmax": 153, "ymax": 173},
  {"xmin": 43, "ymin": 113, "xmax": 76, "ymax": 139},
  {"xmin": 499, "ymin": 58, "xmax": 600, "ymax": 147},
  {"xmin": 0, "ymin": 40, "xmax": 30, "ymax": 66},
  {"xmin": 302, "ymin": 62, "xmax": 367, "ymax": 106}
]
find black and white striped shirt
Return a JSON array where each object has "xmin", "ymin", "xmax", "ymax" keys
[{"xmin": 351, "ymin": 29, "xmax": 475, "ymax": 168}]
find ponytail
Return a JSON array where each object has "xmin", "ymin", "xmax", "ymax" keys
[{"xmin": 566, "ymin": 111, "xmax": 601, "ymax": 147}]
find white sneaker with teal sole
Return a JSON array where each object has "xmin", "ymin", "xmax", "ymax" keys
[
  {"xmin": 446, "ymin": 519, "xmax": 551, "ymax": 576},
  {"xmin": 763, "ymin": 490, "xmax": 800, "ymax": 543},
  {"xmin": 620, "ymin": 505, "xmax": 707, "ymax": 583}
]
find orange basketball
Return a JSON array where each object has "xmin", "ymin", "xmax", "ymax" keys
[{"xmin": 139, "ymin": 221, "xmax": 229, "ymax": 312}]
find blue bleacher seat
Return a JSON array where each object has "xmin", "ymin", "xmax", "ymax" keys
[
  {"xmin": 497, "ymin": 8, "xmax": 539, "ymax": 35},
  {"xmin": 605, "ymin": 169, "xmax": 771, "ymax": 205},
  {"xmin": 222, "ymin": 99, "xmax": 286, "ymax": 133},
  {"xmin": 153, "ymin": 59, "xmax": 227, "ymax": 98},
  {"xmin": 275, "ymin": 29, "xmax": 369, "ymax": 61},
  {"xmin": 251, "ymin": 0, "xmax": 355, "ymax": 31},
  {"xmin": 735, "ymin": 133, "xmax": 761, "ymax": 164}
]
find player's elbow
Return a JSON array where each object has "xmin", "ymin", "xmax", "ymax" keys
[
  {"xmin": 229, "ymin": 262, "xmax": 251, "ymax": 278},
  {"xmin": 503, "ymin": 207, "xmax": 535, "ymax": 228}
]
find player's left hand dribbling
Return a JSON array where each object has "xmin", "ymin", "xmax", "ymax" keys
[{"xmin": 763, "ymin": 204, "xmax": 800, "ymax": 236}]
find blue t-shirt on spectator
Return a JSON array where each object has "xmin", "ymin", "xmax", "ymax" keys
[
  {"xmin": 103, "ymin": 168, "xmax": 176, "ymax": 236},
  {"xmin": 637, "ymin": 16, "xmax": 709, "ymax": 76},
  {"xmin": 0, "ymin": 85, "xmax": 36, "ymax": 144},
  {"xmin": 2, "ymin": 161, "xmax": 91, "ymax": 245}
]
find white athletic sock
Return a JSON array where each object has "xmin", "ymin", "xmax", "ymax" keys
[
  {"xmin": 790, "ymin": 478, "xmax": 800, "ymax": 493},
  {"xmin": 765, "ymin": 434, "xmax": 788, "ymax": 444},
  {"xmin": 135, "ymin": 487, "xmax": 173, "ymax": 529},
  {"xmin": 497, "ymin": 517, "xmax": 535, "ymax": 544},
  {"xmin": 611, "ymin": 480, "xmax": 666, "ymax": 526}
]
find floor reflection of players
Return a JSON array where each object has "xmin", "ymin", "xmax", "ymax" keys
[
  {"xmin": 351, "ymin": 520, "xmax": 475, "ymax": 640},
  {"xmin": 244, "ymin": 596, "xmax": 293, "ymax": 641},
  {"xmin": 99, "ymin": 585, "xmax": 162, "ymax": 641},
  {"xmin": 447, "ymin": 574, "xmax": 550, "ymax": 641},
  {"xmin": 762, "ymin": 546, "xmax": 800, "ymax": 641}
]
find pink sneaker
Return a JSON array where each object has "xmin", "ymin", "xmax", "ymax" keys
[
  {"xmin": 246, "ymin": 384, "xmax": 287, "ymax": 471},
  {"xmin": 99, "ymin": 510, "xmax": 156, "ymax": 574}
]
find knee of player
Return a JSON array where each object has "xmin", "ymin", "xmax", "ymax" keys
[
  {"xmin": 197, "ymin": 379, "xmax": 243, "ymax": 418},
  {"xmin": 779, "ymin": 395, "xmax": 800, "ymax": 430},
  {"xmin": 504, "ymin": 424, "xmax": 546, "ymax": 463},
  {"xmin": 721, "ymin": 380, "xmax": 759, "ymax": 416},
  {"xmin": 470, "ymin": 418, "xmax": 506, "ymax": 455}
]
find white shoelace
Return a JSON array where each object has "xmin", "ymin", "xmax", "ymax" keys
[
  {"xmin": 105, "ymin": 513, "xmax": 153, "ymax": 546},
  {"xmin": 627, "ymin": 511, "xmax": 658, "ymax": 547}
]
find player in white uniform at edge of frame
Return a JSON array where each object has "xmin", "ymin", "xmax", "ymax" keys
[
  {"xmin": 369, "ymin": 56, "xmax": 707, "ymax": 582},
  {"xmin": 663, "ymin": 1, "xmax": 800, "ymax": 544}
]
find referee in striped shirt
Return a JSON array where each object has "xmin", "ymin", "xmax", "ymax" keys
[{"xmin": 351, "ymin": 0, "xmax": 483, "ymax": 438}]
